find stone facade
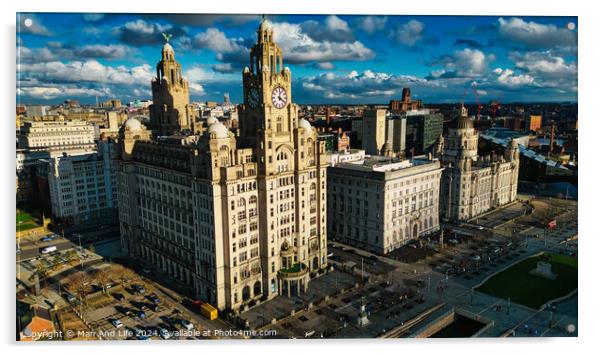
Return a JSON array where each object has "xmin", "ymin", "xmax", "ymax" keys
[
  {"xmin": 328, "ymin": 155, "xmax": 443, "ymax": 254},
  {"xmin": 440, "ymin": 106, "xmax": 520, "ymax": 222},
  {"xmin": 116, "ymin": 19, "xmax": 328, "ymax": 312}
]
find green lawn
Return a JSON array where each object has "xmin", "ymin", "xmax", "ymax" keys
[
  {"xmin": 475, "ymin": 253, "xmax": 577, "ymax": 309},
  {"xmin": 16, "ymin": 211, "xmax": 35, "ymax": 223}
]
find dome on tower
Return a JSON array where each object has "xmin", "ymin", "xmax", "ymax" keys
[
  {"xmin": 298, "ymin": 118, "xmax": 314, "ymax": 134},
  {"xmin": 206, "ymin": 121, "xmax": 229, "ymax": 139},
  {"xmin": 453, "ymin": 115, "xmax": 474, "ymax": 130},
  {"xmin": 162, "ymin": 42, "xmax": 174, "ymax": 53},
  {"xmin": 259, "ymin": 17, "xmax": 272, "ymax": 32},
  {"xmin": 123, "ymin": 117, "xmax": 143, "ymax": 132},
  {"xmin": 206, "ymin": 116, "xmax": 218, "ymax": 125}
]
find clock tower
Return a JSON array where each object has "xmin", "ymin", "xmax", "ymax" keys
[
  {"xmin": 238, "ymin": 16, "xmax": 329, "ymax": 300},
  {"xmin": 239, "ymin": 17, "xmax": 296, "ymax": 160}
]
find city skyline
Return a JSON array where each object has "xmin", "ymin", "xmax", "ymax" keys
[{"xmin": 17, "ymin": 14, "xmax": 577, "ymax": 105}]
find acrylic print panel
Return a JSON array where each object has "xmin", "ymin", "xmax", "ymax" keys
[{"xmin": 16, "ymin": 13, "xmax": 577, "ymax": 341}]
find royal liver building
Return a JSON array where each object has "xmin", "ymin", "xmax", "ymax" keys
[
  {"xmin": 115, "ymin": 18, "xmax": 329, "ymax": 312},
  {"xmin": 439, "ymin": 106, "xmax": 520, "ymax": 222}
]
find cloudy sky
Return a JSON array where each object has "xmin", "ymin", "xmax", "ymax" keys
[{"xmin": 16, "ymin": 13, "xmax": 577, "ymax": 105}]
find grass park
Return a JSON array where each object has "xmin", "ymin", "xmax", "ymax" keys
[
  {"xmin": 16, "ymin": 210, "xmax": 41, "ymax": 232},
  {"xmin": 475, "ymin": 253, "xmax": 577, "ymax": 309}
]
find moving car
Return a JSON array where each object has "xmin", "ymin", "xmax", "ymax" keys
[
  {"xmin": 40, "ymin": 246, "xmax": 57, "ymax": 254},
  {"xmin": 41, "ymin": 235, "xmax": 56, "ymax": 242}
]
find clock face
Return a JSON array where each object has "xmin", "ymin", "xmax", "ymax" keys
[
  {"xmin": 247, "ymin": 88, "xmax": 260, "ymax": 108},
  {"xmin": 271, "ymin": 87, "xmax": 287, "ymax": 109}
]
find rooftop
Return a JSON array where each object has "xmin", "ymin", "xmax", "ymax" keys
[{"xmin": 336, "ymin": 155, "xmax": 437, "ymax": 173}]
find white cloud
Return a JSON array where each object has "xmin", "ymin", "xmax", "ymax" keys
[
  {"xmin": 390, "ymin": 20, "xmax": 424, "ymax": 47},
  {"xmin": 192, "ymin": 28, "xmax": 245, "ymax": 53},
  {"xmin": 188, "ymin": 83, "xmax": 205, "ymax": 95},
  {"xmin": 357, "ymin": 16, "xmax": 387, "ymax": 35},
  {"xmin": 326, "ymin": 15, "xmax": 351, "ymax": 33},
  {"xmin": 315, "ymin": 62, "xmax": 335, "ymax": 70},
  {"xmin": 498, "ymin": 17, "xmax": 577, "ymax": 49},
  {"xmin": 510, "ymin": 51, "xmax": 577, "ymax": 78},
  {"xmin": 300, "ymin": 15, "xmax": 355, "ymax": 43},
  {"xmin": 271, "ymin": 21, "xmax": 375, "ymax": 64},
  {"xmin": 212, "ymin": 63, "xmax": 237, "ymax": 73},
  {"xmin": 17, "ymin": 86, "xmax": 111, "ymax": 100},
  {"xmin": 19, "ymin": 60, "xmax": 153, "ymax": 85},
  {"xmin": 430, "ymin": 48, "xmax": 494, "ymax": 78},
  {"xmin": 493, "ymin": 68, "xmax": 535, "ymax": 87},
  {"xmin": 301, "ymin": 69, "xmax": 439, "ymax": 100},
  {"xmin": 115, "ymin": 19, "xmax": 182, "ymax": 46},
  {"xmin": 184, "ymin": 66, "xmax": 216, "ymax": 82}
]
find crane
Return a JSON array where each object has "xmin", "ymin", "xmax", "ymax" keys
[
  {"xmin": 472, "ymin": 85, "xmax": 482, "ymax": 121},
  {"xmin": 490, "ymin": 93, "xmax": 504, "ymax": 119}
]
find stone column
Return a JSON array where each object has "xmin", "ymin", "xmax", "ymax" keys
[
  {"xmin": 287, "ymin": 280, "xmax": 290, "ymax": 297},
  {"xmin": 297, "ymin": 279, "xmax": 301, "ymax": 296}
]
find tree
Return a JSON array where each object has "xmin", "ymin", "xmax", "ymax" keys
[
  {"xmin": 66, "ymin": 273, "xmax": 91, "ymax": 303},
  {"xmin": 111, "ymin": 264, "xmax": 136, "ymax": 285},
  {"xmin": 91, "ymin": 268, "xmax": 112, "ymax": 294}
]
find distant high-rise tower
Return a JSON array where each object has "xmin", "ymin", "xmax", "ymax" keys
[
  {"xmin": 402, "ymin": 87, "xmax": 411, "ymax": 103},
  {"xmin": 149, "ymin": 40, "xmax": 194, "ymax": 135},
  {"xmin": 224, "ymin": 92, "xmax": 230, "ymax": 106}
]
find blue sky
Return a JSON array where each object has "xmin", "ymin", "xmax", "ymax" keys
[{"xmin": 16, "ymin": 13, "xmax": 578, "ymax": 104}]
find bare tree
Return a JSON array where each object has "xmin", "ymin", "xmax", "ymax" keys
[
  {"xmin": 111, "ymin": 264, "xmax": 136, "ymax": 285},
  {"xmin": 91, "ymin": 268, "xmax": 112, "ymax": 294},
  {"xmin": 66, "ymin": 273, "xmax": 91, "ymax": 304}
]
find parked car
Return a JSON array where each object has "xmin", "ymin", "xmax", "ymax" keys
[
  {"xmin": 180, "ymin": 319, "xmax": 194, "ymax": 330},
  {"xmin": 159, "ymin": 327, "xmax": 170, "ymax": 340},
  {"xmin": 136, "ymin": 310, "xmax": 146, "ymax": 319},
  {"xmin": 149, "ymin": 304, "xmax": 160, "ymax": 312},
  {"xmin": 64, "ymin": 293, "xmax": 77, "ymax": 303},
  {"xmin": 148, "ymin": 294, "xmax": 161, "ymax": 304},
  {"xmin": 132, "ymin": 285, "xmax": 145, "ymax": 294},
  {"xmin": 113, "ymin": 293, "xmax": 125, "ymax": 301},
  {"xmin": 111, "ymin": 319, "xmax": 124, "ymax": 328}
]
